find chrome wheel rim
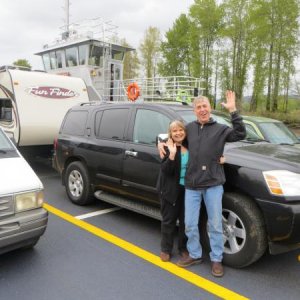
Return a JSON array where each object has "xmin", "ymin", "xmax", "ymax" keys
[
  {"xmin": 222, "ymin": 209, "xmax": 246, "ymax": 254},
  {"xmin": 68, "ymin": 170, "xmax": 83, "ymax": 198}
]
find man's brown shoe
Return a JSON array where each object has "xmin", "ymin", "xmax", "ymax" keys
[
  {"xmin": 177, "ymin": 255, "xmax": 203, "ymax": 267},
  {"xmin": 211, "ymin": 262, "xmax": 224, "ymax": 277},
  {"xmin": 160, "ymin": 252, "xmax": 171, "ymax": 262},
  {"xmin": 180, "ymin": 250, "xmax": 189, "ymax": 259}
]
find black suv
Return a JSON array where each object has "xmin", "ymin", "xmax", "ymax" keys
[{"xmin": 53, "ymin": 101, "xmax": 300, "ymax": 268}]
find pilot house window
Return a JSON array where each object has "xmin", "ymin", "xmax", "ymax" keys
[
  {"xmin": 65, "ymin": 47, "xmax": 78, "ymax": 67},
  {"xmin": 88, "ymin": 45, "xmax": 103, "ymax": 67}
]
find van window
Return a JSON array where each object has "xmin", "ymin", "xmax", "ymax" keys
[
  {"xmin": 133, "ymin": 109, "xmax": 170, "ymax": 145},
  {"xmin": 0, "ymin": 130, "xmax": 14, "ymax": 151},
  {"xmin": 62, "ymin": 111, "xmax": 88, "ymax": 136},
  {"xmin": 97, "ymin": 109, "xmax": 129, "ymax": 140}
]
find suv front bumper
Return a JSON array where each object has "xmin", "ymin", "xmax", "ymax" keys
[{"xmin": 257, "ymin": 198, "xmax": 300, "ymax": 254}]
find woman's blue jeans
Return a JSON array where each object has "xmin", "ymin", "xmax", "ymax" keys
[{"xmin": 185, "ymin": 185, "xmax": 224, "ymax": 262}]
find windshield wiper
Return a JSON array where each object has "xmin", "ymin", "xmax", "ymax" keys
[{"xmin": 0, "ymin": 149, "xmax": 7, "ymax": 154}]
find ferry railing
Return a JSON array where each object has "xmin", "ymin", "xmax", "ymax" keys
[{"xmin": 96, "ymin": 76, "xmax": 204, "ymax": 102}]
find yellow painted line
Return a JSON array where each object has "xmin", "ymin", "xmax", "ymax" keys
[{"xmin": 44, "ymin": 203, "xmax": 249, "ymax": 300}]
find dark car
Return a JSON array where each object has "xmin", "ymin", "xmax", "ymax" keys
[{"xmin": 53, "ymin": 101, "xmax": 300, "ymax": 268}]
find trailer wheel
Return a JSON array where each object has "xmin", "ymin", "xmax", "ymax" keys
[
  {"xmin": 200, "ymin": 192, "xmax": 267, "ymax": 268},
  {"xmin": 65, "ymin": 161, "xmax": 94, "ymax": 205}
]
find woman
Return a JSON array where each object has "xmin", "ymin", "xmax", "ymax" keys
[
  {"xmin": 157, "ymin": 120, "xmax": 226, "ymax": 262},
  {"xmin": 158, "ymin": 120, "xmax": 188, "ymax": 262}
]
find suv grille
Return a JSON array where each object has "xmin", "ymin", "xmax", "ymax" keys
[{"xmin": 0, "ymin": 195, "xmax": 14, "ymax": 219}]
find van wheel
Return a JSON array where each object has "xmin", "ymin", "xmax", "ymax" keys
[
  {"xmin": 65, "ymin": 161, "xmax": 94, "ymax": 205},
  {"xmin": 200, "ymin": 192, "xmax": 267, "ymax": 268}
]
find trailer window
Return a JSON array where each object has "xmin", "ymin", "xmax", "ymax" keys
[
  {"xmin": 65, "ymin": 47, "xmax": 78, "ymax": 67},
  {"xmin": 0, "ymin": 99, "xmax": 12, "ymax": 122}
]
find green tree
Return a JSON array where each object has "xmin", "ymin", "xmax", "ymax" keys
[
  {"xmin": 158, "ymin": 14, "xmax": 192, "ymax": 77},
  {"xmin": 189, "ymin": 0, "xmax": 223, "ymax": 96},
  {"xmin": 251, "ymin": 0, "xmax": 299, "ymax": 112},
  {"xmin": 220, "ymin": 0, "xmax": 253, "ymax": 109},
  {"xmin": 13, "ymin": 59, "xmax": 31, "ymax": 69},
  {"xmin": 120, "ymin": 39, "xmax": 140, "ymax": 80},
  {"xmin": 139, "ymin": 27, "xmax": 161, "ymax": 78}
]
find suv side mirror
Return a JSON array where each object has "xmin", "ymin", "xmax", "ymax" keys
[
  {"xmin": 156, "ymin": 133, "xmax": 168, "ymax": 146},
  {"xmin": 157, "ymin": 133, "xmax": 168, "ymax": 143}
]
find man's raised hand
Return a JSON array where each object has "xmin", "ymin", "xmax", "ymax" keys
[{"xmin": 221, "ymin": 90, "xmax": 237, "ymax": 113}]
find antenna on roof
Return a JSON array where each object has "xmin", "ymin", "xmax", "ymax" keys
[{"xmin": 62, "ymin": 0, "xmax": 70, "ymax": 40}]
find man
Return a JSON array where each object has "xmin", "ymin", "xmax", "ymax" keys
[{"xmin": 159, "ymin": 91, "xmax": 246, "ymax": 277}]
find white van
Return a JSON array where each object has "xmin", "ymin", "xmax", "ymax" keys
[
  {"xmin": 0, "ymin": 66, "xmax": 90, "ymax": 156},
  {"xmin": 0, "ymin": 127, "xmax": 48, "ymax": 254}
]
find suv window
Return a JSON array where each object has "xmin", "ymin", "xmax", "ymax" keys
[
  {"xmin": 62, "ymin": 110, "xmax": 88, "ymax": 136},
  {"xmin": 97, "ymin": 108, "xmax": 129, "ymax": 140},
  {"xmin": 133, "ymin": 109, "xmax": 170, "ymax": 145}
]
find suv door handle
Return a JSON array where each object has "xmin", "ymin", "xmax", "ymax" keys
[{"xmin": 125, "ymin": 150, "xmax": 138, "ymax": 157}]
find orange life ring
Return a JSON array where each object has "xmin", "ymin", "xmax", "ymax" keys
[{"xmin": 127, "ymin": 82, "xmax": 140, "ymax": 101}]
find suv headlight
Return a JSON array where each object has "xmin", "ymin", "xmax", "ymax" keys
[
  {"xmin": 263, "ymin": 170, "xmax": 300, "ymax": 197},
  {"xmin": 15, "ymin": 191, "xmax": 44, "ymax": 212}
]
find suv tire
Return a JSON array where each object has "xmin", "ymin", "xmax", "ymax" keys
[
  {"xmin": 65, "ymin": 161, "xmax": 94, "ymax": 205},
  {"xmin": 200, "ymin": 192, "xmax": 267, "ymax": 268}
]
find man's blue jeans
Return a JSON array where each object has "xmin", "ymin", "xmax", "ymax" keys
[{"xmin": 185, "ymin": 185, "xmax": 224, "ymax": 262}]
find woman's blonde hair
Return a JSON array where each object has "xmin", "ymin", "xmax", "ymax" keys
[{"xmin": 168, "ymin": 120, "xmax": 186, "ymax": 139}]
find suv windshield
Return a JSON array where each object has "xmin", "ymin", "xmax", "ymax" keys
[
  {"xmin": 177, "ymin": 110, "xmax": 232, "ymax": 126},
  {"xmin": 259, "ymin": 122, "xmax": 299, "ymax": 144},
  {"xmin": 177, "ymin": 110, "xmax": 264, "ymax": 142}
]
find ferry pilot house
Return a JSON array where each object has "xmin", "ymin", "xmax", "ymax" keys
[{"xmin": 36, "ymin": 41, "xmax": 132, "ymax": 101}]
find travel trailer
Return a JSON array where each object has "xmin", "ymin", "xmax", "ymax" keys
[{"xmin": 0, "ymin": 66, "xmax": 89, "ymax": 156}]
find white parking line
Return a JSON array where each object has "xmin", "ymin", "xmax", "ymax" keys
[{"xmin": 75, "ymin": 207, "xmax": 122, "ymax": 220}]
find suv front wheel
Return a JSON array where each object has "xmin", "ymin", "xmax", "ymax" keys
[
  {"xmin": 201, "ymin": 192, "xmax": 267, "ymax": 268},
  {"xmin": 65, "ymin": 161, "xmax": 94, "ymax": 205}
]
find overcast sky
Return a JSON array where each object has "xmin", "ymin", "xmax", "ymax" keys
[{"xmin": 1, "ymin": 0, "xmax": 195, "ymax": 69}]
